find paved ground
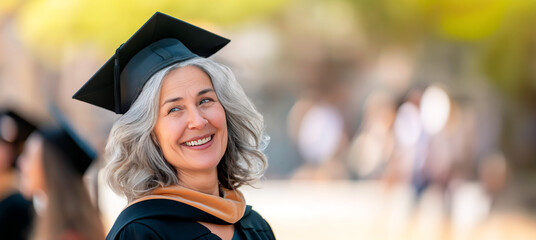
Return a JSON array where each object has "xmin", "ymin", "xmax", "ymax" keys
[
  {"xmin": 100, "ymin": 179, "xmax": 536, "ymax": 239},
  {"xmin": 241, "ymin": 180, "xmax": 536, "ymax": 240}
]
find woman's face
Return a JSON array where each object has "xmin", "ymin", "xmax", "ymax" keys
[
  {"xmin": 154, "ymin": 66, "xmax": 228, "ymax": 176},
  {"xmin": 18, "ymin": 133, "xmax": 45, "ymax": 198}
]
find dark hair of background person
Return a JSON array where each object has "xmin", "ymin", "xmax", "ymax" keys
[{"xmin": 30, "ymin": 139, "xmax": 104, "ymax": 240}]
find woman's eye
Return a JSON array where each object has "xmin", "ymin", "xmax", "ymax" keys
[
  {"xmin": 168, "ymin": 107, "xmax": 181, "ymax": 114},
  {"xmin": 200, "ymin": 98, "xmax": 213, "ymax": 104}
]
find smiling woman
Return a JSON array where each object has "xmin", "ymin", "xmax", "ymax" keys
[
  {"xmin": 154, "ymin": 66, "xmax": 229, "ymax": 193},
  {"xmin": 105, "ymin": 58, "xmax": 268, "ymax": 203},
  {"xmin": 73, "ymin": 12, "xmax": 273, "ymax": 240}
]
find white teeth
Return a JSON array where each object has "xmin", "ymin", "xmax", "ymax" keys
[{"xmin": 185, "ymin": 135, "xmax": 212, "ymax": 146}]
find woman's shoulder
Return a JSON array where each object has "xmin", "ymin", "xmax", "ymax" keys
[
  {"xmin": 116, "ymin": 221, "xmax": 161, "ymax": 240},
  {"xmin": 106, "ymin": 199, "xmax": 223, "ymax": 240},
  {"xmin": 237, "ymin": 206, "xmax": 276, "ymax": 240},
  {"xmin": 114, "ymin": 206, "xmax": 276, "ymax": 240},
  {"xmin": 0, "ymin": 192, "xmax": 33, "ymax": 222},
  {"xmin": 118, "ymin": 218, "xmax": 218, "ymax": 240},
  {"xmin": 0, "ymin": 192, "xmax": 30, "ymax": 209},
  {"xmin": 240, "ymin": 206, "xmax": 270, "ymax": 228}
]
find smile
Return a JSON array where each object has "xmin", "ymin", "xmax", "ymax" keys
[{"xmin": 184, "ymin": 135, "xmax": 213, "ymax": 146}]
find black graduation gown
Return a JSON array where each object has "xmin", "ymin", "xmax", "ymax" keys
[
  {"xmin": 0, "ymin": 192, "xmax": 34, "ymax": 240},
  {"xmin": 106, "ymin": 199, "xmax": 275, "ymax": 240}
]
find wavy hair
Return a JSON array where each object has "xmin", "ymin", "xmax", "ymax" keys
[
  {"xmin": 104, "ymin": 57, "xmax": 269, "ymax": 202},
  {"xmin": 32, "ymin": 134, "xmax": 104, "ymax": 240}
]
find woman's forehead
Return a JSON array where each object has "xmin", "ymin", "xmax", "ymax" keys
[{"xmin": 160, "ymin": 66, "xmax": 214, "ymax": 97}]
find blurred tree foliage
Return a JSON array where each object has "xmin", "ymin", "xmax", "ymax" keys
[
  {"xmin": 9, "ymin": 0, "xmax": 287, "ymax": 64},
  {"xmin": 347, "ymin": 0, "xmax": 531, "ymax": 44},
  {"xmin": 0, "ymin": 0, "xmax": 20, "ymax": 17},
  {"xmin": 344, "ymin": 0, "xmax": 433, "ymax": 46},
  {"xmin": 479, "ymin": 2, "xmax": 536, "ymax": 107},
  {"xmin": 348, "ymin": 0, "xmax": 536, "ymax": 166},
  {"xmin": 347, "ymin": 0, "xmax": 536, "ymax": 103}
]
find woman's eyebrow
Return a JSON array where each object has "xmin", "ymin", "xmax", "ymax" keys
[
  {"xmin": 198, "ymin": 88, "xmax": 214, "ymax": 96},
  {"xmin": 162, "ymin": 97, "xmax": 183, "ymax": 107}
]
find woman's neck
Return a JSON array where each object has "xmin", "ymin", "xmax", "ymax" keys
[{"xmin": 177, "ymin": 169, "xmax": 219, "ymax": 196}]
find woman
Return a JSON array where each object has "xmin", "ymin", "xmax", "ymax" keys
[
  {"xmin": 17, "ymin": 113, "xmax": 104, "ymax": 240},
  {"xmin": 0, "ymin": 110, "xmax": 35, "ymax": 240},
  {"xmin": 74, "ymin": 12, "xmax": 274, "ymax": 240}
]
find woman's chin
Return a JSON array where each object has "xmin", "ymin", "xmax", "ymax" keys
[
  {"xmin": 173, "ymin": 156, "xmax": 221, "ymax": 173},
  {"xmin": 190, "ymin": 160, "xmax": 221, "ymax": 172}
]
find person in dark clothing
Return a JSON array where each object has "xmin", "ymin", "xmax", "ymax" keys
[
  {"xmin": 73, "ymin": 12, "xmax": 274, "ymax": 240},
  {"xmin": 0, "ymin": 110, "xmax": 36, "ymax": 240},
  {"xmin": 17, "ymin": 108, "xmax": 104, "ymax": 240}
]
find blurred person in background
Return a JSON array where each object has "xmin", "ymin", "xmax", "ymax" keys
[
  {"xmin": 73, "ymin": 12, "xmax": 274, "ymax": 240},
  {"xmin": 390, "ymin": 87, "xmax": 425, "ymax": 189},
  {"xmin": 346, "ymin": 89, "xmax": 397, "ymax": 180},
  {"xmin": 289, "ymin": 97, "xmax": 347, "ymax": 180},
  {"xmin": 391, "ymin": 85, "xmax": 454, "ymax": 201},
  {"xmin": 287, "ymin": 55, "xmax": 354, "ymax": 181},
  {"xmin": 17, "ymin": 108, "xmax": 104, "ymax": 240},
  {"xmin": 0, "ymin": 109, "xmax": 36, "ymax": 240},
  {"xmin": 477, "ymin": 152, "xmax": 508, "ymax": 207}
]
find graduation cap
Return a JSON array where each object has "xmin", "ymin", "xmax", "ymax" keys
[
  {"xmin": 0, "ymin": 110, "xmax": 37, "ymax": 164},
  {"xmin": 73, "ymin": 11, "xmax": 230, "ymax": 114},
  {"xmin": 38, "ymin": 105, "xmax": 97, "ymax": 175},
  {"xmin": 0, "ymin": 110, "xmax": 36, "ymax": 145}
]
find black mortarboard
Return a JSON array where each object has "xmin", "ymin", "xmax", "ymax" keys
[
  {"xmin": 0, "ymin": 109, "xmax": 37, "ymax": 168},
  {"xmin": 39, "ymin": 105, "xmax": 97, "ymax": 175},
  {"xmin": 72, "ymin": 12, "xmax": 230, "ymax": 114},
  {"xmin": 0, "ymin": 110, "xmax": 36, "ymax": 146}
]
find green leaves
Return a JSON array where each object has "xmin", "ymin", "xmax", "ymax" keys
[{"xmin": 12, "ymin": 0, "xmax": 288, "ymax": 64}]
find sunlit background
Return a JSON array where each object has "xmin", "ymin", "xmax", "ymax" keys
[{"xmin": 2, "ymin": 0, "xmax": 536, "ymax": 239}]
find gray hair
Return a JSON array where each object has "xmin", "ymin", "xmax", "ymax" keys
[{"xmin": 104, "ymin": 57, "xmax": 269, "ymax": 202}]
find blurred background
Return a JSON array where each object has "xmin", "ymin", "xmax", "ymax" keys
[{"xmin": 1, "ymin": 0, "xmax": 536, "ymax": 239}]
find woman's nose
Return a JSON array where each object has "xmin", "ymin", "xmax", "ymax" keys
[{"xmin": 187, "ymin": 109, "xmax": 208, "ymax": 129}]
